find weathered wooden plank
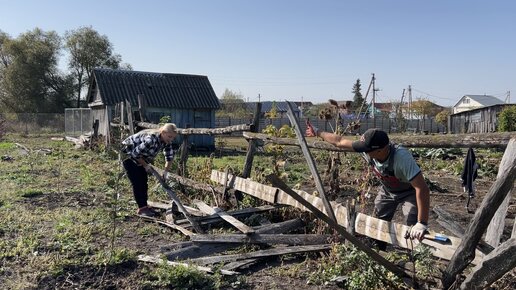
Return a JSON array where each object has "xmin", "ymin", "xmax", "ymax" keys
[
  {"xmin": 242, "ymin": 102, "xmax": 262, "ymax": 179},
  {"xmin": 137, "ymin": 121, "xmax": 252, "ymax": 135},
  {"xmin": 174, "ymin": 205, "xmax": 280, "ymax": 227},
  {"xmin": 285, "ymin": 101, "xmax": 337, "ymax": 222},
  {"xmin": 442, "ymin": 138, "xmax": 516, "ymax": 289},
  {"xmin": 138, "ymin": 254, "xmax": 239, "ymax": 276},
  {"xmin": 154, "ymin": 166, "xmax": 226, "ymax": 195},
  {"xmin": 433, "ymin": 205, "xmax": 466, "ymax": 237},
  {"xmin": 354, "ymin": 213, "xmax": 484, "ymax": 265},
  {"xmin": 189, "ymin": 244, "xmax": 332, "ymax": 266},
  {"xmin": 147, "ymin": 200, "xmax": 206, "ymax": 217},
  {"xmin": 136, "ymin": 215, "xmax": 194, "ymax": 236},
  {"xmin": 267, "ymin": 174, "xmax": 408, "ymax": 279},
  {"xmin": 243, "ymin": 131, "xmax": 516, "ymax": 150},
  {"xmin": 191, "ymin": 234, "xmax": 331, "ymax": 246},
  {"xmin": 210, "ymin": 170, "xmax": 349, "ymax": 225},
  {"xmin": 125, "ymin": 99, "xmax": 134, "ymax": 135},
  {"xmin": 460, "ymin": 238, "xmax": 516, "ymax": 290},
  {"xmin": 164, "ymin": 218, "xmax": 305, "ymax": 261},
  {"xmin": 194, "ymin": 200, "xmax": 255, "ymax": 234},
  {"xmin": 149, "ymin": 165, "xmax": 204, "ymax": 234},
  {"xmin": 485, "ymin": 140, "xmax": 516, "ymax": 246}
]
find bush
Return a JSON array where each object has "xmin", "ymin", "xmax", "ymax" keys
[{"xmin": 498, "ymin": 106, "xmax": 516, "ymax": 132}]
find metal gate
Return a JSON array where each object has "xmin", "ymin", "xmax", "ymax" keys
[{"xmin": 65, "ymin": 108, "xmax": 92, "ymax": 136}]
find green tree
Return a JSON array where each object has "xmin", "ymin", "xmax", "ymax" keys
[
  {"xmin": 352, "ymin": 79, "xmax": 364, "ymax": 112},
  {"xmin": 65, "ymin": 26, "xmax": 129, "ymax": 108},
  {"xmin": 435, "ymin": 109, "xmax": 451, "ymax": 131},
  {"xmin": 217, "ymin": 88, "xmax": 248, "ymax": 118},
  {"xmin": 0, "ymin": 28, "xmax": 73, "ymax": 113},
  {"xmin": 498, "ymin": 105, "xmax": 516, "ymax": 132}
]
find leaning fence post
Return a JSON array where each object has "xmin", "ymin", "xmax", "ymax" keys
[
  {"xmin": 442, "ymin": 138, "xmax": 516, "ymax": 289},
  {"xmin": 242, "ymin": 102, "xmax": 262, "ymax": 179}
]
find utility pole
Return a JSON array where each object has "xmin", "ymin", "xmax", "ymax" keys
[
  {"xmin": 258, "ymin": 93, "xmax": 261, "ymax": 103},
  {"xmin": 371, "ymin": 73, "xmax": 376, "ymax": 127},
  {"xmin": 408, "ymin": 85, "xmax": 413, "ymax": 120},
  {"xmin": 505, "ymin": 91, "xmax": 511, "ymax": 103}
]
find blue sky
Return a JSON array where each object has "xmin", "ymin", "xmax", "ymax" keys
[{"xmin": 1, "ymin": 0, "xmax": 515, "ymax": 107}]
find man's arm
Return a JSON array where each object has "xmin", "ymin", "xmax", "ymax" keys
[
  {"xmin": 410, "ymin": 172, "xmax": 430, "ymax": 224},
  {"xmin": 306, "ymin": 121, "xmax": 356, "ymax": 150}
]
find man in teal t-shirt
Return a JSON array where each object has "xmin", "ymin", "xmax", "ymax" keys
[{"xmin": 306, "ymin": 125, "xmax": 430, "ymax": 242}]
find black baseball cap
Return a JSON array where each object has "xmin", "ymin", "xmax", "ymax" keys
[{"xmin": 352, "ymin": 129, "xmax": 390, "ymax": 153}]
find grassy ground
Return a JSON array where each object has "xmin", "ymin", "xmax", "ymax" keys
[{"xmin": 0, "ymin": 132, "xmax": 513, "ymax": 289}]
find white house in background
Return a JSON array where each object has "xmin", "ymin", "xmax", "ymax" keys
[{"xmin": 453, "ymin": 95, "xmax": 505, "ymax": 114}]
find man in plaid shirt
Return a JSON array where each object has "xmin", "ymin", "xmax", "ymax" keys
[{"xmin": 122, "ymin": 123, "xmax": 178, "ymax": 217}]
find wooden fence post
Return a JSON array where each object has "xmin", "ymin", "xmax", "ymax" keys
[
  {"xmin": 485, "ymin": 143, "xmax": 516, "ymax": 246},
  {"xmin": 137, "ymin": 94, "xmax": 147, "ymax": 122},
  {"xmin": 178, "ymin": 124, "xmax": 190, "ymax": 177},
  {"xmin": 442, "ymin": 138, "xmax": 516, "ymax": 289},
  {"xmin": 242, "ymin": 103, "xmax": 262, "ymax": 179}
]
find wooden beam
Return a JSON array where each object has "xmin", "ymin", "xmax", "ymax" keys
[
  {"xmin": 267, "ymin": 174, "xmax": 409, "ymax": 279},
  {"xmin": 354, "ymin": 213, "xmax": 484, "ymax": 264},
  {"xmin": 243, "ymin": 131, "xmax": 516, "ymax": 150},
  {"xmin": 138, "ymin": 255, "xmax": 239, "ymax": 276},
  {"xmin": 190, "ymin": 233, "xmax": 331, "ymax": 246},
  {"xmin": 164, "ymin": 218, "xmax": 305, "ymax": 261},
  {"xmin": 194, "ymin": 200, "xmax": 255, "ymax": 234},
  {"xmin": 485, "ymin": 142, "xmax": 516, "ymax": 246},
  {"xmin": 137, "ymin": 121, "xmax": 251, "ymax": 135},
  {"xmin": 285, "ymin": 101, "xmax": 337, "ymax": 222},
  {"xmin": 149, "ymin": 165, "xmax": 204, "ymax": 234},
  {"xmin": 442, "ymin": 138, "xmax": 516, "ymax": 289},
  {"xmin": 460, "ymin": 238, "xmax": 516, "ymax": 290}
]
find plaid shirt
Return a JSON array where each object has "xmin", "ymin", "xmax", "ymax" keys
[{"xmin": 122, "ymin": 130, "xmax": 174, "ymax": 163}]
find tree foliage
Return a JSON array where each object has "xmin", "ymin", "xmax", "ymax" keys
[
  {"xmin": 352, "ymin": 79, "xmax": 365, "ymax": 112},
  {"xmin": 435, "ymin": 109, "xmax": 451, "ymax": 131},
  {"xmin": 0, "ymin": 28, "xmax": 74, "ymax": 113},
  {"xmin": 217, "ymin": 88, "xmax": 249, "ymax": 118},
  {"xmin": 64, "ymin": 26, "xmax": 128, "ymax": 107},
  {"xmin": 497, "ymin": 105, "xmax": 516, "ymax": 132},
  {"xmin": 411, "ymin": 98, "xmax": 441, "ymax": 119},
  {"xmin": 0, "ymin": 27, "xmax": 129, "ymax": 113}
]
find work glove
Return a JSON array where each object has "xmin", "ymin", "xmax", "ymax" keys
[
  {"xmin": 162, "ymin": 171, "xmax": 169, "ymax": 180},
  {"xmin": 410, "ymin": 222, "xmax": 428, "ymax": 241},
  {"xmin": 305, "ymin": 120, "xmax": 319, "ymax": 137}
]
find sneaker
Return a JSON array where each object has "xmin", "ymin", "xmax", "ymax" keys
[{"xmin": 137, "ymin": 206, "xmax": 155, "ymax": 217}]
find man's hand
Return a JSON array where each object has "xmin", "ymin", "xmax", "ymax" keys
[
  {"xmin": 305, "ymin": 119, "xmax": 319, "ymax": 137},
  {"xmin": 410, "ymin": 222, "xmax": 428, "ymax": 241}
]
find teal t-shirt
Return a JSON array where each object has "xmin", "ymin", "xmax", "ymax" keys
[{"xmin": 368, "ymin": 145, "xmax": 421, "ymax": 183}]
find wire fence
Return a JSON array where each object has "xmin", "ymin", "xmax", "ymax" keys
[{"xmin": 0, "ymin": 113, "xmax": 65, "ymax": 135}]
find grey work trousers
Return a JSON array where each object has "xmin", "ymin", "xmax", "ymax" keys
[{"xmin": 374, "ymin": 187, "xmax": 418, "ymax": 226}]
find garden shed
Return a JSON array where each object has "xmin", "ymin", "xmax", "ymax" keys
[
  {"xmin": 449, "ymin": 104, "xmax": 514, "ymax": 133},
  {"xmin": 87, "ymin": 68, "xmax": 220, "ymax": 148}
]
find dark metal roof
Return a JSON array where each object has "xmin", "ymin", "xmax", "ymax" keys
[{"xmin": 88, "ymin": 68, "xmax": 220, "ymax": 109}]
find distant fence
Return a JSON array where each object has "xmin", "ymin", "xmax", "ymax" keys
[
  {"xmin": 0, "ymin": 113, "xmax": 65, "ymax": 135},
  {"xmin": 215, "ymin": 116, "xmax": 446, "ymax": 135},
  {"xmin": 0, "ymin": 112, "xmax": 445, "ymax": 136}
]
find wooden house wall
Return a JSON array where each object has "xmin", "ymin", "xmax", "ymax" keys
[
  {"xmin": 146, "ymin": 107, "xmax": 215, "ymax": 149},
  {"xmin": 450, "ymin": 106, "xmax": 504, "ymax": 134}
]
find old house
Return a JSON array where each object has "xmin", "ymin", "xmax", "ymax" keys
[
  {"xmin": 87, "ymin": 68, "xmax": 220, "ymax": 148},
  {"xmin": 449, "ymin": 104, "xmax": 514, "ymax": 134},
  {"xmin": 452, "ymin": 95, "xmax": 505, "ymax": 114}
]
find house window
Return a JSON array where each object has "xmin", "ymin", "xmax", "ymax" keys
[{"xmin": 463, "ymin": 98, "xmax": 470, "ymax": 104}]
